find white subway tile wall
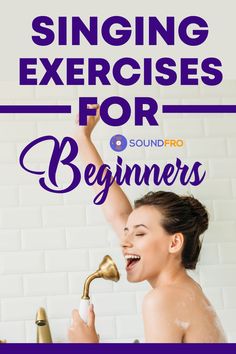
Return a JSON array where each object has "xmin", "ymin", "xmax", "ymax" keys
[{"xmin": 0, "ymin": 79, "xmax": 236, "ymax": 344}]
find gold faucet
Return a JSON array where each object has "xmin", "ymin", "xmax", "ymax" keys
[{"xmin": 35, "ymin": 307, "xmax": 53, "ymax": 343}]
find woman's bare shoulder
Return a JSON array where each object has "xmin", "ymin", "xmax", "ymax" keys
[
  {"xmin": 142, "ymin": 286, "xmax": 189, "ymax": 342},
  {"xmin": 143, "ymin": 281, "xmax": 198, "ymax": 305},
  {"xmin": 142, "ymin": 281, "xmax": 227, "ymax": 343},
  {"xmin": 142, "ymin": 280, "xmax": 202, "ymax": 320}
]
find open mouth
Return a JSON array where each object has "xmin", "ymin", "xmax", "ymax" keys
[{"xmin": 124, "ymin": 254, "xmax": 141, "ymax": 271}]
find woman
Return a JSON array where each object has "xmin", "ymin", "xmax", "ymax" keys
[{"xmin": 68, "ymin": 105, "xmax": 227, "ymax": 343}]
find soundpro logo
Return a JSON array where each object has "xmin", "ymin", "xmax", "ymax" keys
[
  {"xmin": 110, "ymin": 135, "xmax": 184, "ymax": 151},
  {"xmin": 110, "ymin": 134, "xmax": 128, "ymax": 151}
]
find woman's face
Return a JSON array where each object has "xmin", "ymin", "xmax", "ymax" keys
[{"xmin": 121, "ymin": 205, "xmax": 173, "ymax": 284}]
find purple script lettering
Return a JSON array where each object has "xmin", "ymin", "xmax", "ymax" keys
[{"xmin": 19, "ymin": 136, "xmax": 206, "ymax": 205}]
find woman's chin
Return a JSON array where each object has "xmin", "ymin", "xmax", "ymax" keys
[
  {"xmin": 126, "ymin": 271, "xmax": 144, "ymax": 283},
  {"xmin": 125, "ymin": 261, "xmax": 146, "ymax": 282}
]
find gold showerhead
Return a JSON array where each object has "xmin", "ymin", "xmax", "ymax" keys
[
  {"xmin": 82, "ymin": 255, "xmax": 120, "ymax": 300},
  {"xmin": 97, "ymin": 255, "xmax": 120, "ymax": 281}
]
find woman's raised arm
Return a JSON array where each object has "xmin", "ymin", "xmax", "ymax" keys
[{"xmin": 74, "ymin": 104, "xmax": 132, "ymax": 238}]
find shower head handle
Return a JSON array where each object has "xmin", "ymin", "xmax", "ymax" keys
[{"xmin": 82, "ymin": 255, "xmax": 120, "ymax": 300}]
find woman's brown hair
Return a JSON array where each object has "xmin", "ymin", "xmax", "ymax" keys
[{"xmin": 134, "ymin": 191, "xmax": 209, "ymax": 269}]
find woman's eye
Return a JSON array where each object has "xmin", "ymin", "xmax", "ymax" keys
[{"xmin": 135, "ymin": 233, "xmax": 145, "ymax": 237}]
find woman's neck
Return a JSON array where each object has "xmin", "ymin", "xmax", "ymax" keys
[{"xmin": 148, "ymin": 262, "xmax": 189, "ymax": 289}]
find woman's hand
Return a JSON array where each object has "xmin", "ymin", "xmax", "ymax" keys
[
  {"xmin": 74, "ymin": 104, "xmax": 100, "ymax": 140},
  {"xmin": 68, "ymin": 304, "xmax": 99, "ymax": 343}
]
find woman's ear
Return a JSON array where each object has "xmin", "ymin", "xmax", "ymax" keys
[{"xmin": 168, "ymin": 233, "xmax": 184, "ymax": 253}]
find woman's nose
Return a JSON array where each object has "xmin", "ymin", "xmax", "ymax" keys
[{"xmin": 120, "ymin": 233, "xmax": 133, "ymax": 248}]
